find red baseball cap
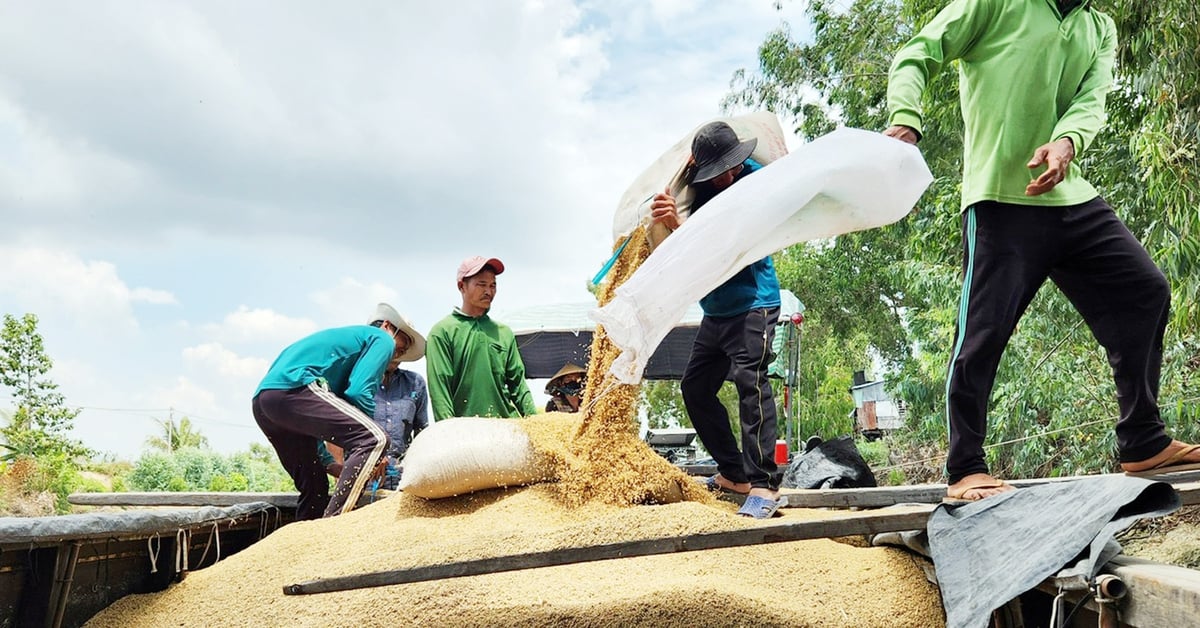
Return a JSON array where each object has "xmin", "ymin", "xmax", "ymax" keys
[{"xmin": 456, "ymin": 256, "xmax": 505, "ymax": 282}]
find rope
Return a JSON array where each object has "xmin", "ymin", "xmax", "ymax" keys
[
  {"xmin": 146, "ymin": 534, "xmax": 160, "ymax": 573},
  {"xmin": 174, "ymin": 529, "xmax": 189, "ymax": 575},
  {"xmin": 193, "ymin": 522, "xmax": 222, "ymax": 568}
]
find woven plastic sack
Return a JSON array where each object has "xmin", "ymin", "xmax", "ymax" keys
[
  {"xmin": 611, "ymin": 111, "xmax": 789, "ymax": 250},
  {"xmin": 592, "ymin": 127, "xmax": 933, "ymax": 384},
  {"xmin": 398, "ymin": 417, "xmax": 552, "ymax": 499}
]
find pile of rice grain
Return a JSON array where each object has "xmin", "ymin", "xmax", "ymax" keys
[
  {"xmin": 85, "ymin": 487, "xmax": 944, "ymax": 627},
  {"xmin": 545, "ymin": 227, "xmax": 711, "ymax": 508}
]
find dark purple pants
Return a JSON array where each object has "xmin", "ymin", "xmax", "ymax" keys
[
  {"xmin": 945, "ymin": 197, "xmax": 1172, "ymax": 483},
  {"xmin": 252, "ymin": 383, "xmax": 388, "ymax": 519}
]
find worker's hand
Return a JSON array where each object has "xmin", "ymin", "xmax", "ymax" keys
[
  {"xmin": 883, "ymin": 125, "xmax": 919, "ymax": 145},
  {"xmin": 325, "ymin": 463, "xmax": 344, "ymax": 479},
  {"xmin": 1025, "ymin": 137, "xmax": 1075, "ymax": 196},
  {"xmin": 649, "ymin": 186, "xmax": 681, "ymax": 232},
  {"xmin": 368, "ymin": 457, "xmax": 388, "ymax": 481}
]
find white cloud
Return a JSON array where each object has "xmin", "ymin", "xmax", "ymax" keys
[
  {"xmin": 203, "ymin": 306, "xmax": 317, "ymax": 347},
  {"xmin": 310, "ymin": 278, "xmax": 401, "ymax": 327},
  {"xmin": 183, "ymin": 342, "xmax": 270, "ymax": 380},
  {"xmin": 0, "ymin": 1, "xmax": 815, "ymax": 459},
  {"xmin": 0, "ymin": 245, "xmax": 176, "ymax": 332}
]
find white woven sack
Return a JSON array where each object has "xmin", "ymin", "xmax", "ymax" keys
[
  {"xmin": 398, "ymin": 417, "xmax": 551, "ymax": 499},
  {"xmin": 612, "ymin": 111, "xmax": 789, "ymax": 249},
  {"xmin": 592, "ymin": 127, "xmax": 933, "ymax": 384}
]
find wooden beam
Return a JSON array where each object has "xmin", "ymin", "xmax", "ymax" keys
[
  {"xmin": 1034, "ymin": 555, "xmax": 1200, "ymax": 628},
  {"xmin": 282, "ymin": 505, "xmax": 937, "ymax": 595},
  {"xmin": 68, "ymin": 492, "xmax": 301, "ymax": 508},
  {"xmin": 779, "ymin": 473, "xmax": 1200, "ymax": 508}
]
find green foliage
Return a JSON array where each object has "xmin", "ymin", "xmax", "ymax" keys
[
  {"xmin": 641, "ymin": 380, "xmax": 690, "ymax": 430},
  {"xmin": 0, "ymin": 454, "xmax": 85, "ymax": 514},
  {"xmin": 145, "ymin": 415, "xmax": 210, "ymax": 452},
  {"xmin": 125, "ymin": 447, "xmax": 292, "ymax": 492},
  {"xmin": 0, "ymin": 313, "xmax": 91, "ymax": 462},
  {"xmin": 724, "ymin": 0, "xmax": 1200, "ymax": 480},
  {"xmin": 854, "ymin": 438, "xmax": 889, "ymax": 468}
]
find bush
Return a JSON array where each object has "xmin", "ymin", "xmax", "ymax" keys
[
  {"xmin": 126, "ymin": 452, "xmax": 183, "ymax": 491},
  {"xmin": 0, "ymin": 455, "xmax": 83, "ymax": 515},
  {"xmin": 124, "ymin": 447, "xmax": 292, "ymax": 492}
]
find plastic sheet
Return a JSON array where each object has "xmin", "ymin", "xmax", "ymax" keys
[{"xmin": 592, "ymin": 127, "xmax": 933, "ymax": 384}]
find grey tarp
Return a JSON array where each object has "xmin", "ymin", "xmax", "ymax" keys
[
  {"xmin": 928, "ymin": 476, "xmax": 1179, "ymax": 628},
  {"xmin": 0, "ymin": 502, "xmax": 276, "ymax": 545}
]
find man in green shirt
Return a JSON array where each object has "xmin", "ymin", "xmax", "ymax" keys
[
  {"xmin": 885, "ymin": 0, "xmax": 1199, "ymax": 501},
  {"xmin": 426, "ymin": 256, "xmax": 537, "ymax": 421}
]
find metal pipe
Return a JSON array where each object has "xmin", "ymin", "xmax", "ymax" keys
[
  {"xmin": 47, "ymin": 541, "xmax": 83, "ymax": 628},
  {"xmin": 1094, "ymin": 574, "xmax": 1126, "ymax": 628},
  {"xmin": 1094, "ymin": 574, "xmax": 1127, "ymax": 600}
]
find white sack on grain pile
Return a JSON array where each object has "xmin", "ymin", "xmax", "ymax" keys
[
  {"xmin": 593, "ymin": 127, "xmax": 933, "ymax": 383},
  {"xmin": 399, "ymin": 417, "xmax": 553, "ymax": 498}
]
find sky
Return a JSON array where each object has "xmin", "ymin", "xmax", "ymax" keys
[{"xmin": 0, "ymin": 0, "xmax": 814, "ymax": 460}]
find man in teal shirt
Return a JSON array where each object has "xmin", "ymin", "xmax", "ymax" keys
[
  {"xmin": 885, "ymin": 0, "xmax": 1198, "ymax": 501},
  {"xmin": 253, "ymin": 303, "xmax": 412, "ymax": 519},
  {"xmin": 426, "ymin": 256, "xmax": 537, "ymax": 421}
]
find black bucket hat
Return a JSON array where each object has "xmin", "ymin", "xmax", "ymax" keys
[{"xmin": 690, "ymin": 121, "xmax": 757, "ymax": 183}]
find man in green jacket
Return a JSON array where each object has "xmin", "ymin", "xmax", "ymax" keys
[
  {"xmin": 426, "ymin": 256, "xmax": 537, "ymax": 421},
  {"xmin": 885, "ymin": 0, "xmax": 1199, "ymax": 501}
]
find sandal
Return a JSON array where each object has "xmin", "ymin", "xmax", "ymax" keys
[
  {"xmin": 1123, "ymin": 443, "xmax": 1200, "ymax": 477},
  {"xmin": 943, "ymin": 476, "xmax": 1014, "ymax": 504},
  {"xmin": 737, "ymin": 495, "xmax": 781, "ymax": 519}
]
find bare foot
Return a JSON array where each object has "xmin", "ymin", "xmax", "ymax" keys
[
  {"xmin": 1121, "ymin": 440, "xmax": 1200, "ymax": 473},
  {"xmin": 748, "ymin": 487, "xmax": 779, "ymax": 501},
  {"xmin": 946, "ymin": 473, "xmax": 1015, "ymax": 501},
  {"xmin": 712, "ymin": 474, "xmax": 751, "ymax": 495}
]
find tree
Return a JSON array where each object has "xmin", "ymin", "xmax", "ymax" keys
[
  {"xmin": 723, "ymin": 0, "xmax": 1200, "ymax": 478},
  {"xmin": 0, "ymin": 313, "xmax": 90, "ymax": 462},
  {"xmin": 145, "ymin": 414, "xmax": 210, "ymax": 452}
]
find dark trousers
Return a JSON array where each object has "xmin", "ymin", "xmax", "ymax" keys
[
  {"xmin": 682, "ymin": 307, "xmax": 781, "ymax": 490},
  {"xmin": 252, "ymin": 383, "xmax": 389, "ymax": 519},
  {"xmin": 945, "ymin": 198, "xmax": 1172, "ymax": 483}
]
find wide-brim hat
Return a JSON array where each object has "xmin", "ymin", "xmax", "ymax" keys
[
  {"xmin": 371, "ymin": 303, "xmax": 427, "ymax": 362},
  {"xmin": 691, "ymin": 121, "xmax": 758, "ymax": 183},
  {"xmin": 545, "ymin": 362, "xmax": 587, "ymax": 393}
]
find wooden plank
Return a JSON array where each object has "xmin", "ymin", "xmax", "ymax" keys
[
  {"xmin": 779, "ymin": 472, "xmax": 1200, "ymax": 508},
  {"xmin": 68, "ymin": 492, "xmax": 301, "ymax": 508},
  {"xmin": 1034, "ymin": 555, "xmax": 1200, "ymax": 628},
  {"xmin": 282, "ymin": 505, "xmax": 937, "ymax": 595}
]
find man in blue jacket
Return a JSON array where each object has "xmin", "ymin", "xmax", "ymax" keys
[
  {"xmin": 252, "ymin": 303, "xmax": 412, "ymax": 519},
  {"xmin": 650, "ymin": 121, "xmax": 783, "ymax": 519}
]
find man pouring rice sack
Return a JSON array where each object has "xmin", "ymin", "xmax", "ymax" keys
[{"xmin": 649, "ymin": 121, "xmax": 784, "ymax": 519}]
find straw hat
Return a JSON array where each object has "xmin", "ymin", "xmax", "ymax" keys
[{"xmin": 371, "ymin": 303, "xmax": 426, "ymax": 362}]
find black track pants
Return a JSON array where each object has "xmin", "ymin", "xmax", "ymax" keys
[
  {"xmin": 252, "ymin": 383, "xmax": 388, "ymax": 519},
  {"xmin": 945, "ymin": 197, "xmax": 1172, "ymax": 483},
  {"xmin": 682, "ymin": 307, "xmax": 781, "ymax": 490}
]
